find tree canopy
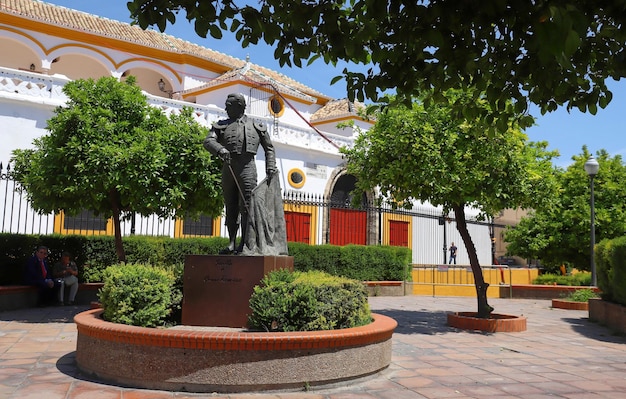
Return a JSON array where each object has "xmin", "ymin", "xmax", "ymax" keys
[
  {"xmin": 128, "ymin": 0, "xmax": 626, "ymax": 130},
  {"xmin": 11, "ymin": 76, "xmax": 223, "ymax": 261},
  {"xmin": 505, "ymin": 147, "xmax": 626, "ymax": 272},
  {"xmin": 341, "ymin": 90, "xmax": 558, "ymax": 316}
]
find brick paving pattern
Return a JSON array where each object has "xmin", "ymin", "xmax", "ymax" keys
[{"xmin": 1, "ymin": 296, "xmax": 625, "ymax": 398}]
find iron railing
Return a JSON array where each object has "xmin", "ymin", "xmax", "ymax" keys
[{"xmin": 2, "ymin": 161, "xmax": 504, "ymax": 265}]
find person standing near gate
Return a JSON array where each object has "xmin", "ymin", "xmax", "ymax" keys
[
  {"xmin": 449, "ymin": 242, "xmax": 458, "ymax": 264},
  {"xmin": 203, "ymin": 93, "xmax": 278, "ymax": 255}
]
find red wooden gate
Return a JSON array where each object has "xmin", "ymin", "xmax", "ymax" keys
[
  {"xmin": 329, "ymin": 208, "xmax": 367, "ymax": 245},
  {"xmin": 284, "ymin": 211, "xmax": 311, "ymax": 244},
  {"xmin": 389, "ymin": 220, "xmax": 409, "ymax": 247}
]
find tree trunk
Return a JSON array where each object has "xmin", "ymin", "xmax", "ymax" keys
[
  {"xmin": 452, "ymin": 204, "xmax": 493, "ymax": 318},
  {"xmin": 109, "ymin": 188, "xmax": 126, "ymax": 263}
]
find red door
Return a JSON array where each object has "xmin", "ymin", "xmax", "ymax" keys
[
  {"xmin": 389, "ymin": 220, "xmax": 409, "ymax": 247},
  {"xmin": 284, "ymin": 211, "xmax": 311, "ymax": 243},
  {"xmin": 329, "ymin": 208, "xmax": 367, "ymax": 245}
]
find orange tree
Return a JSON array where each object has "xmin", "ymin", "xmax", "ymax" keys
[
  {"xmin": 11, "ymin": 76, "xmax": 223, "ymax": 262},
  {"xmin": 342, "ymin": 91, "xmax": 558, "ymax": 317}
]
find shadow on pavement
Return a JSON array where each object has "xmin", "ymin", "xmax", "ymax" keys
[
  {"xmin": 562, "ymin": 316, "xmax": 626, "ymax": 344},
  {"xmin": 374, "ymin": 308, "xmax": 458, "ymax": 335},
  {"xmin": 0, "ymin": 305, "xmax": 89, "ymax": 323}
]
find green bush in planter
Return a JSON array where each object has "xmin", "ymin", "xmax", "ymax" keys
[
  {"xmin": 532, "ymin": 273, "xmax": 592, "ymax": 286},
  {"xmin": 248, "ymin": 269, "xmax": 372, "ymax": 332},
  {"xmin": 98, "ymin": 263, "xmax": 178, "ymax": 327},
  {"xmin": 596, "ymin": 236, "xmax": 626, "ymax": 304},
  {"xmin": 608, "ymin": 237, "xmax": 626, "ymax": 305}
]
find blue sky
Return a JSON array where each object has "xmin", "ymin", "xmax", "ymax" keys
[{"xmin": 45, "ymin": 1, "xmax": 626, "ymax": 168}]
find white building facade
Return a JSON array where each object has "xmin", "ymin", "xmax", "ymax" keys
[{"xmin": 0, "ymin": 0, "xmax": 494, "ymax": 265}]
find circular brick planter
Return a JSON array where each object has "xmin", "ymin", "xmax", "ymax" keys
[
  {"xmin": 74, "ymin": 309, "xmax": 397, "ymax": 393},
  {"xmin": 552, "ymin": 299, "xmax": 589, "ymax": 311},
  {"xmin": 447, "ymin": 312, "xmax": 527, "ymax": 332}
]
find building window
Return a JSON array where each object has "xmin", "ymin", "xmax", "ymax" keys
[
  {"xmin": 182, "ymin": 215, "xmax": 214, "ymax": 237},
  {"xmin": 268, "ymin": 95, "xmax": 285, "ymax": 117},
  {"xmin": 55, "ymin": 209, "xmax": 112, "ymax": 235},
  {"xmin": 288, "ymin": 168, "xmax": 306, "ymax": 188},
  {"xmin": 64, "ymin": 209, "xmax": 107, "ymax": 231}
]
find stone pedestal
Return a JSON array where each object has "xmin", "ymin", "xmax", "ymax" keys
[{"xmin": 182, "ymin": 255, "xmax": 294, "ymax": 328}]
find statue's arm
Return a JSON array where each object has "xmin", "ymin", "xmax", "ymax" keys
[
  {"xmin": 204, "ymin": 123, "xmax": 230, "ymax": 161},
  {"xmin": 256, "ymin": 122, "xmax": 276, "ymax": 173}
]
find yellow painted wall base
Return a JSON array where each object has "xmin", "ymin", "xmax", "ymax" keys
[
  {"xmin": 409, "ymin": 284, "xmax": 507, "ymax": 298},
  {"xmin": 409, "ymin": 267, "xmax": 539, "ymax": 298}
]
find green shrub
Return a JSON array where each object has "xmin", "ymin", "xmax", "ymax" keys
[
  {"xmin": 289, "ymin": 243, "xmax": 342, "ymax": 275},
  {"xmin": 532, "ymin": 273, "xmax": 592, "ymax": 286},
  {"xmin": 609, "ymin": 237, "xmax": 626, "ymax": 305},
  {"xmin": 1, "ymin": 233, "xmax": 410, "ymax": 285},
  {"xmin": 162, "ymin": 236, "xmax": 229, "ymax": 265},
  {"xmin": 596, "ymin": 236, "xmax": 626, "ymax": 304},
  {"xmin": 562, "ymin": 288, "xmax": 599, "ymax": 302},
  {"xmin": 596, "ymin": 238, "xmax": 614, "ymax": 300},
  {"xmin": 288, "ymin": 242, "xmax": 411, "ymax": 281},
  {"xmin": 0, "ymin": 233, "xmax": 40, "ymax": 285},
  {"xmin": 98, "ymin": 263, "xmax": 178, "ymax": 327},
  {"xmin": 248, "ymin": 269, "xmax": 372, "ymax": 332}
]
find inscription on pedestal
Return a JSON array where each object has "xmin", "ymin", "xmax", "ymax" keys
[{"xmin": 182, "ymin": 255, "xmax": 293, "ymax": 328}]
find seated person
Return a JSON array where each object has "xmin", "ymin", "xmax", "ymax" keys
[
  {"xmin": 24, "ymin": 245, "xmax": 61, "ymax": 306},
  {"xmin": 53, "ymin": 251, "xmax": 79, "ymax": 305}
]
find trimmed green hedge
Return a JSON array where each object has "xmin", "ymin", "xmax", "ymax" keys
[
  {"xmin": 0, "ymin": 233, "xmax": 229, "ymax": 284},
  {"xmin": 1, "ymin": 233, "xmax": 412, "ymax": 284},
  {"xmin": 596, "ymin": 236, "xmax": 626, "ymax": 305},
  {"xmin": 532, "ymin": 273, "xmax": 592, "ymax": 286},
  {"xmin": 288, "ymin": 242, "xmax": 412, "ymax": 281}
]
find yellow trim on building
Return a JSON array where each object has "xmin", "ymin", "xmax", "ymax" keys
[
  {"xmin": 284, "ymin": 203, "xmax": 318, "ymax": 245},
  {"xmin": 381, "ymin": 212, "xmax": 412, "ymax": 248},
  {"xmin": 53, "ymin": 211, "xmax": 114, "ymax": 236},
  {"xmin": 287, "ymin": 168, "xmax": 306, "ymax": 189},
  {"xmin": 0, "ymin": 13, "xmax": 232, "ymax": 75},
  {"xmin": 173, "ymin": 216, "xmax": 222, "ymax": 238},
  {"xmin": 409, "ymin": 267, "xmax": 540, "ymax": 298},
  {"xmin": 268, "ymin": 94, "xmax": 285, "ymax": 117}
]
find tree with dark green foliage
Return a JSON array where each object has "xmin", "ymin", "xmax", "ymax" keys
[
  {"xmin": 128, "ymin": 0, "xmax": 626, "ymax": 132},
  {"xmin": 11, "ymin": 76, "xmax": 223, "ymax": 262},
  {"xmin": 342, "ymin": 91, "xmax": 558, "ymax": 317},
  {"xmin": 505, "ymin": 147, "xmax": 626, "ymax": 272}
]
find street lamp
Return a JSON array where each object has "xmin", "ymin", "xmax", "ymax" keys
[
  {"xmin": 157, "ymin": 78, "xmax": 175, "ymax": 98},
  {"xmin": 584, "ymin": 155, "xmax": 600, "ymax": 286}
]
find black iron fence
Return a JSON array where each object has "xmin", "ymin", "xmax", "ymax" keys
[{"xmin": 2, "ymin": 161, "xmax": 503, "ymax": 264}]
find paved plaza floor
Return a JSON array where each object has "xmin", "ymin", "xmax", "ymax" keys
[{"xmin": 0, "ymin": 296, "xmax": 625, "ymax": 398}]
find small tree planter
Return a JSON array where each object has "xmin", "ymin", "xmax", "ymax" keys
[
  {"xmin": 74, "ymin": 309, "xmax": 397, "ymax": 393},
  {"xmin": 552, "ymin": 299, "xmax": 589, "ymax": 311},
  {"xmin": 447, "ymin": 312, "xmax": 527, "ymax": 332}
]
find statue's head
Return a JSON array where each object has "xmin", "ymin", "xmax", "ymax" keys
[
  {"xmin": 225, "ymin": 93, "xmax": 246, "ymax": 119},
  {"xmin": 226, "ymin": 93, "xmax": 246, "ymax": 107}
]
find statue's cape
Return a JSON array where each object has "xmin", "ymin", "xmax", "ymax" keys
[{"xmin": 241, "ymin": 176, "xmax": 288, "ymax": 256}]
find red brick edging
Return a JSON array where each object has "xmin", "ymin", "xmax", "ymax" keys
[
  {"xmin": 447, "ymin": 312, "xmax": 527, "ymax": 332},
  {"xmin": 74, "ymin": 309, "xmax": 397, "ymax": 392},
  {"xmin": 552, "ymin": 299, "xmax": 589, "ymax": 311}
]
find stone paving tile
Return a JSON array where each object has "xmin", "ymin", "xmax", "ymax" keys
[{"xmin": 1, "ymin": 297, "xmax": 625, "ymax": 398}]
